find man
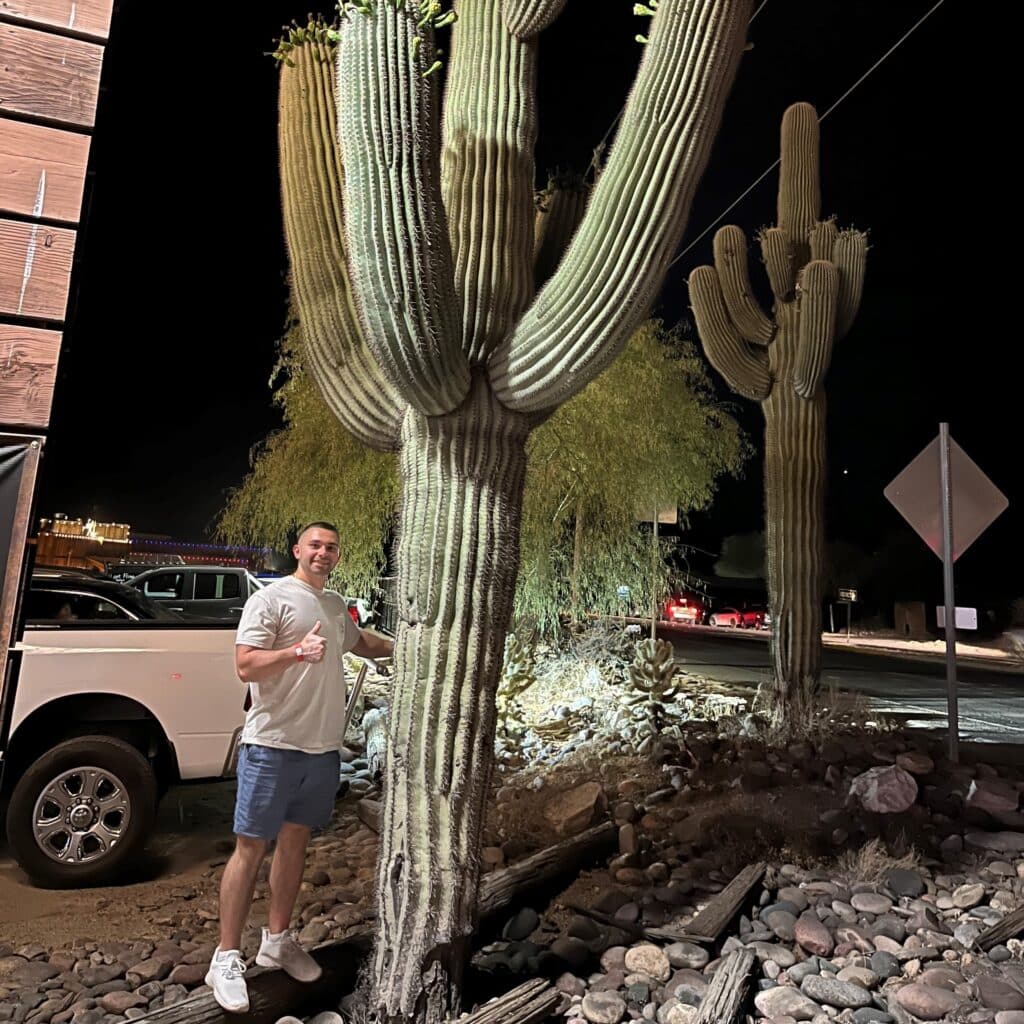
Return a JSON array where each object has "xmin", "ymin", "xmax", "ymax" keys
[{"xmin": 206, "ymin": 522, "xmax": 393, "ymax": 1013}]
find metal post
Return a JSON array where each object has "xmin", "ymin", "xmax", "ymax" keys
[
  {"xmin": 939, "ymin": 422, "xmax": 959, "ymax": 763},
  {"xmin": 846, "ymin": 602, "xmax": 851, "ymax": 641}
]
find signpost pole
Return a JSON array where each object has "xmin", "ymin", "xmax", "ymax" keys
[
  {"xmin": 939, "ymin": 423, "xmax": 960, "ymax": 764},
  {"xmin": 846, "ymin": 602, "xmax": 851, "ymax": 642}
]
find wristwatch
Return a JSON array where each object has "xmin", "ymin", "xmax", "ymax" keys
[{"xmin": 295, "ymin": 646, "xmax": 304, "ymax": 662}]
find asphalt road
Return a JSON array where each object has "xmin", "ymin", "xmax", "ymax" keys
[{"xmin": 661, "ymin": 625, "xmax": 1024, "ymax": 748}]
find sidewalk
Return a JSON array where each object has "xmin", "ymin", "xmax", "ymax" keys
[
  {"xmin": 639, "ymin": 617, "xmax": 1024, "ymax": 673},
  {"xmin": 820, "ymin": 631, "xmax": 1021, "ymax": 670}
]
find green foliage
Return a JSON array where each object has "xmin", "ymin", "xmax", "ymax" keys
[
  {"xmin": 216, "ymin": 324, "xmax": 399, "ymax": 598},
  {"xmin": 516, "ymin": 319, "xmax": 747, "ymax": 633},
  {"xmin": 218, "ymin": 318, "xmax": 744, "ymax": 615}
]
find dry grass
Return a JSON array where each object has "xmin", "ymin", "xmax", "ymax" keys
[
  {"xmin": 751, "ymin": 677, "xmax": 896, "ymax": 746},
  {"xmin": 834, "ymin": 836, "xmax": 922, "ymax": 885}
]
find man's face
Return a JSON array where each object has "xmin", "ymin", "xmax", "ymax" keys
[{"xmin": 294, "ymin": 527, "xmax": 341, "ymax": 579}]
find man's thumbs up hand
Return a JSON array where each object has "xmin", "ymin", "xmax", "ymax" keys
[{"xmin": 301, "ymin": 620, "xmax": 327, "ymax": 662}]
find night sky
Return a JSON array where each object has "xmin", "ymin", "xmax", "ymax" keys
[{"xmin": 36, "ymin": 1, "xmax": 1020, "ymax": 609}]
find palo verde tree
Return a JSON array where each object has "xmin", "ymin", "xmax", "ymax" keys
[
  {"xmin": 517, "ymin": 319, "xmax": 745, "ymax": 632},
  {"xmin": 276, "ymin": 1, "xmax": 752, "ymax": 1018},
  {"xmin": 689, "ymin": 102, "xmax": 867, "ymax": 724}
]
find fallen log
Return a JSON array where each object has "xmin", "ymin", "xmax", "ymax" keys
[
  {"xmin": 461, "ymin": 978, "xmax": 560, "ymax": 1024},
  {"xmin": 695, "ymin": 948, "xmax": 755, "ymax": 1024},
  {"xmin": 564, "ymin": 860, "xmax": 765, "ymax": 945},
  {"xmin": 126, "ymin": 934, "xmax": 372, "ymax": 1024},
  {"xmin": 682, "ymin": 861, "xmax": 766, "ymax": 943},
  {"xmin": 976, "ymin": 905, "xmax": 1024, "ymax": 951},
  {"xmin": 130, "ymin": 822, "xmax": 615, "ymax": 1023}
]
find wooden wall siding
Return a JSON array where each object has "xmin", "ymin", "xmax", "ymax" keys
[
  {"xmin": 0, "ymin": 24, "xmax": 104, "ymax": 128},
  {"xmin": 0, "ymin": 325, "xmax": 59, "ymax": 427},
  {"xmin": 0, "ymin": 0, "xmax": 114, "ymax": 40},
  {"xmin": 0, "ymin": 119, "xmax": 90, "ymax": 222},
  {"xmin": 0, "ymin": 218, "xmax": 75, "ymax": 321}
]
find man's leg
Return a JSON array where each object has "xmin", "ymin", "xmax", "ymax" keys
[
  {"xmin": 219, "ymin": 835, "xmax": 269, "ymax": 951},
  {"xmin": 267, "ymin": 821, "xmax": 311, "ymax": 934}
]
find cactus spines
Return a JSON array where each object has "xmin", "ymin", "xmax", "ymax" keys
[
  {"xmin": 690, "ymin": 102, "xmax": 868, "ymax": 723},
  {"xmin": 279, "ymin": 1, "xmax": 752, "ymax": 1017}
]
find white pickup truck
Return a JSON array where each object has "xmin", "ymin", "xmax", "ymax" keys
[{"xmin": 1, "ymin": 570, "xmax": 245, "ymax": 887}]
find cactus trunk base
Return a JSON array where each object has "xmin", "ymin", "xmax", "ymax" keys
[
  {"xmin": 372, "ymin": 377, "xmax": 529, "ymax": 1022},
  {"xmin": 764, "ymin": 387, "xmax": 825, "ymax": 727}
]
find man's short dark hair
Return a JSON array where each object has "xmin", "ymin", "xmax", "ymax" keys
[{"xmin": 297, "ymin": 521, "xmax": 339, "ymax": 539}]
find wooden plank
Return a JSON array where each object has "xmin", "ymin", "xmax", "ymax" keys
[
  {"xmin": 0, "ymin": 23, "xmax": 104, "ymax": 128},
  {"xmin": 0, "ymin": 0, "xmax": 113, "ymax": 39},
  {"xmin": 977, "ymin": 906, "xmax": 1024, "ymax": 951},
  {"xmin": 0, "ymin": 119, "xmax": 90, "ymax": 221},
  {"xmin": 695, "ymin": 948, "xmax": 756, "ymax": 1024},
  {"xmin": 0, "ymin": 217, "xmax": 76, "ymax": 321},
  {"xmin": 0, "ymin": 324, "xmax": 60, "ymax": 427},
  {"xmin": 463, "ymin": 979, "xmax": 560, "ymax": 1024},
  {"xmin": 682, "ymin": 861, "xmax": 766, "ymax": 943}
]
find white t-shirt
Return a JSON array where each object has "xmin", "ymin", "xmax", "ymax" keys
[{"xmin": 236, "ymin": 575, "xmax": 361, "ymax": 754}]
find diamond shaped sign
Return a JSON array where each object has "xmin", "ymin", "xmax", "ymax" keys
[{"xmin": 884, "ymin": 436, "xmax": 1008, "ymax": 561}]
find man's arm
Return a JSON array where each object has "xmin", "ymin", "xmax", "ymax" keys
[
  {"xmin": 236, "ymin": 621, "xmax": 327, "ymax": 682},
  {"xmin": 351, "ymin": 629, "xmax": 394, "ymax": 661},
  {"xmin": 236, "ymin": 644, "xmax": 302, "ymax": 684}
]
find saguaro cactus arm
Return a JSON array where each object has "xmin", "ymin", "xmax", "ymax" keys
[
  {"xmin": 490, "ymin": 0, "xmax": 752, "ymax": 414},
  {"xmin": 689, "ymin": 265, "xmax": 772, "ymax": 400},
  {"xmin": 833, "ymin": 229, "xmax": 868, "ymax": 340},
  {"xmin": 278, "ymin": 29, "xmax": 403, "ymax": 451},
  {"xmin": 778, "ymin": 101, "xmax": 820, "ymax": 265},
  {"xmin": 533, "ymin": 174, "xmax": 590, "ymax": 289},
  {"xmin": 713, "ymin": 224, "xmax": 774, "ymax": 344},
  {"xmin": 793, "ymin": 260, "xmax": 838, "ymax": 398},
  {"xmin": 501, "ymin": 0, "xmax": 570, "ymax": 38},
  {"xmin": 760, "ymin": 226, "xmax": 795, "ymax": 302},
  {"xmin": 336, "ymin": 4, "xmax": 471, "ymax": 417},
  {"xmin": 441, "ymin": 2, "xmax": 542, "ymax": 363}
]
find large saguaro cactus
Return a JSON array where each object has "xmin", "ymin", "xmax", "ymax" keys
[
  {"xmin": 276, "ymin": 3, "xmax": 751, "ymax": 1019},
  {"xmin": 690, "ymin": 103, "xmax": 867, "ymax": 723}
]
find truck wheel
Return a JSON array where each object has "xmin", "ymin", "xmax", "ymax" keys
[{"xmin": 6, "ymin": 735, "xmax": 157, "ymax": 888}]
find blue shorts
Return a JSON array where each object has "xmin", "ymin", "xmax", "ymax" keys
[{"xmin": 233, "ymin": 743, "xmax": 341, "ymax": 839}]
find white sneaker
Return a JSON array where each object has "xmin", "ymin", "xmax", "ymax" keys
[
  {"xmin": 255, "ymin": 927, "xmax": 322, "ymax": 982},
  {"xmin": 205, "ymin": 946, "xmax": 249, "ymax": 1013}
]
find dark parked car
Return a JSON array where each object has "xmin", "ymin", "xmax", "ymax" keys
[
  {"xmin": 25, "ymin": 570, "xmax": 183, "ymax": 623},
  {"xmin": 127, "ymin": 566, "xmax": 264, "ymax": 622}
]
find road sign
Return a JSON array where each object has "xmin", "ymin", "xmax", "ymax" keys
[
  {"xmin": 937, "ymin": 606, "xmax": 978, "ymax": 630},
  {"xmin": 884, "ymin": 436, "xmax": 1008, "ymax": 561},
  {"xmin": 637, "ymin": 505, "xmax": 678, "ymax": 524},
  {"xmin": 885, "ymin": 427, "xmax": 1008, "ymax": 764},
  {"xmin": 838, "ymin": 587, "xmax": 858, "ymax": 602}
]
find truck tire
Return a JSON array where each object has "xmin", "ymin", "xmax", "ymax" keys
[{"xmin": 6, "ymin": 735, "xmax": 157, "ymax": 888}]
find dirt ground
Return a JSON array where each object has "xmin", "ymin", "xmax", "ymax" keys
[{"xmin": 0, "ymin": 779, "xmax": 240, "ymax": 949}]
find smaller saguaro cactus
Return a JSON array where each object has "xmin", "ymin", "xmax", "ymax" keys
[{"xmin": 689, "ymin": 102, "xmax": 867, "ymax": 723}]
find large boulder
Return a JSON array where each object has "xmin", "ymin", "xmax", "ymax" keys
[{"xmin": 848, "ymin": 765, "xmax": 917, "ymax": 813}]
